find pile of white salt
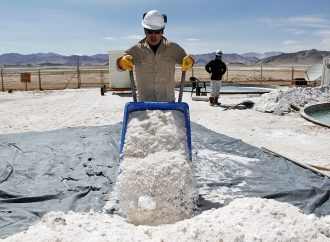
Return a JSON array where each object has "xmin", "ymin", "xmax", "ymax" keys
[
  {"xmin": 4, "ymin": 198, "xmax": 330, "ymax": 242},
  {"xmin": 254, "ymin": 85, "xmax": 330, "ymax": 115},
  {"xmin": 115, "ymin": 109, "xmax": 198, "ymax": 225}
]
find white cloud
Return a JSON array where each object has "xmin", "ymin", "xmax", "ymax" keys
[
  {"xmin": 104, "ymin": 37, "xmax": 116, "ymax": 40},
  {"xmin": 282, "ymin": 40, "xmax": 299, "ymax": 46},
  {"xmin": 320, "ymin": 39, "xmax": 330, "ymax": 46},
  {"xmin": 260, "ymin": 15, "xmax": 330, "ymax": 52},
  {"xmin": 288, "ymin": 29, "xmax": 307, "ymax": 35},
  {"xmin": 314, "ymin": 30, "xmax": 330, "ymax": 36},
  {"xmin": 258, "ymin": 17, "xmax": 272, "ymax": 23},
  {"xmin": 122, "ymin": 35, "xmax": 144, "ymax": 40},
  {"xmin": 288, "ymin": 15, "xmax": 330, "ymax": 28},
  {"xmin": 260, "ymin": 15, "xmax": 330, "ymax": 29},
  {"xmin": 186, "ymin": 38, "xmax": 200, "ymax": 41}
]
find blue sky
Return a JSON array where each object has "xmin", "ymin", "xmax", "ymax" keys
[{"xmin": 1, "ymin": 0, "xmax": 330, "ymax": 56}]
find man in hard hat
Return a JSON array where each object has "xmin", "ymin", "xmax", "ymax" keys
[
  {"xmin": 205, "ymin": 50, "xmax": 227, "ymax": 106},
  {"xmin": 117, "ymin": 10, "xmax": 194, "ymax": 102}
]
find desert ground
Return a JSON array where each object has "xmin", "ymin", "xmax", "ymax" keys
[{"xmin": 0, "ymin": 81, "xmax": 328, "ymax": 169}]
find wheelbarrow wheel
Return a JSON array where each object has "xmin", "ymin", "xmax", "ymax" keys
[{"xmin": 100, "ymin": 84, "xmax": 106, "ymax": 96}]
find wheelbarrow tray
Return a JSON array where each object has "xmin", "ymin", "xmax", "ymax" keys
[{"xmin": 119, "ymin": 102, "xmax": 192, "ymax": 162}]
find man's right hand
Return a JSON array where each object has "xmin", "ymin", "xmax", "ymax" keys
[{"xmin": 117, "ymin": 55, "xmax": 133, "ymax": 70}]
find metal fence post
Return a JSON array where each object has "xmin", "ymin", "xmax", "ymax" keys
[
  {"xmin": 77, "ymin": 56, "xmax": 81, "ymax": 88},
  {"xmin": 100, "ymin": 70, "xmax": 104, "ymax": 85},
  {"xmin": 1, "ymin": 68, "xmax": 4, "ymax": 92},
  {"xmin": 38, "ymin": 69, "xmax": 42, "ymax": 90}
]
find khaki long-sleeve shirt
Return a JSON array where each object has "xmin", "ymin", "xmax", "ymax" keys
[{"xmin": 125, "ymin": 37, "xmax": 186, "ymax": 102}]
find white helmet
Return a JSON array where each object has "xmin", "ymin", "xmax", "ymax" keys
[
  {"xmin": 215, "ymin": 49, "xmax": 222, "ymax": 56},
  {"xmin": 142, "ymin": 10, "xmax": 167, "ymax": 30}
]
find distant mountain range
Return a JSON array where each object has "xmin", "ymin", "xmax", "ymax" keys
[
  {"xmin": 0, "ymin": 49, "xmax": 329, "ymax": 66},
  {"xmin": 193, "ymin": 49, "xmax": 330, "ymax": 65},
  {"xmin": 241, "ymin": 51, "xmax": 283, "ymax": 59},
  {"xmin": 0, "ymin": 53, "xmax": 108, "ymax": 66},
  {"xmin": 256, "ymin": 49, "xmax": 330, "ymax": 65}
]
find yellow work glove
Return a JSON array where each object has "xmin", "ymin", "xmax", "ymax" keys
[
  {"xmin": 117, "ymin": 55, "xmax": 134, "ymax": 71},
  {"xmin": 181, "ymin": 55, "xmax": 195, "ymax": 72}
]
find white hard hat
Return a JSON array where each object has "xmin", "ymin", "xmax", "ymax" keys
[
  {"xmin": 216, "ymin": 49, "xmax": 222, "ymax": 56},
  {"xmin": 142, "ymin": 10, "xmax": 167, "ymax": 30}
]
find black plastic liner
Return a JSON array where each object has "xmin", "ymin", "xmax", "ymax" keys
[{"xmin": 1, "ymin": 122, "xmax": 330, "ymax": 239}]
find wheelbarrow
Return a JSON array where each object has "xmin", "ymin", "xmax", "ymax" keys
[{"xmin": 119, "ymin": 70, "xmax": 192, "ymax": 162}]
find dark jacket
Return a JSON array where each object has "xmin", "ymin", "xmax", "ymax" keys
[{"xmin": 205, "ymin": 59, "xmax": 227, "ymax": 80}]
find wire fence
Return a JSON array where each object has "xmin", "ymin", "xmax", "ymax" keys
[
  {"xmin": 0, "ymin": 67, "xmax": 108, "ymax": 91},
  {"xmin": 186, "ymin": 65, "xmax": 309, "ymax": 86},
  {"xmin": 0, "ymin": 65, "xmax": 312, "ymax": 92}
]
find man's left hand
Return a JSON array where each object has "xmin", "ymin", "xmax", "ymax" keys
[{"xmin": 181, "ymin": 56, "xmax": 195, "ymax": 72}]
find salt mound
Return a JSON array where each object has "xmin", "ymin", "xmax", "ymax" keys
[
  {"xmin": 254, "ymin": 85, "xmax": 330, "ymax": 115},
  {"xmin": 116, "ymin": 151, "xmax": 198, "ymax": 225},
  {"xmin": 116, "ymin": 110, "xmax": 198, "ymax": 225},
  {"xmin": 5, "ymin": 198, "xmax": 330, "ymax": 241}
]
